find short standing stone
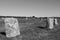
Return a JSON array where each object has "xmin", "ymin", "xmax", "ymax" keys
[
  {"xmin": 55, "ymin": 18, "xmax": 58, "ymax": 25},
  {"xmin": 4, "ymin": 18, "xmax": 20, "ymax": 38}
]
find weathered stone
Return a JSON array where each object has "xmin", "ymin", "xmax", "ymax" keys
[{"xmin": 4, "ymin": 18, "xmax": 20, "ymax": 38}]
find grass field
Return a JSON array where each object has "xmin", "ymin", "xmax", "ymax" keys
[{"xmin": 0, "ymin": 17, "xmax": 60, "ymax": 40}]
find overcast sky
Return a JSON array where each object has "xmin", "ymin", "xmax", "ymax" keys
[{"xmin": 0, "ymin": 0, "xmax": 60, "ymax": 17}]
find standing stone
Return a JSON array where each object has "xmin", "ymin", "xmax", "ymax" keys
[
  {"xmin": 55, "ymin": 18, "xmax": 58, "ymax": 25},
  {"xmin": 4, "ymin": 18, "xmax": 20, "ymax": 38},
  {"xmin": 48, "ymin": 17, "xmax": 54, "ymax": 29}
]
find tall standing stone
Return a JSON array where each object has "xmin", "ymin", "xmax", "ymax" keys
[{"xmin": 48, "ymin": 17, "xmax": 54, "ymax": 29}]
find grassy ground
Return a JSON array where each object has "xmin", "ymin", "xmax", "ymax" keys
[{"xmin": 0, "ymin": 18, "xmax": 60, "ymax": 40}]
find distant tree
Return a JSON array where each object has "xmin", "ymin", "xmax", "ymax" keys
[{"xmin": 32, "ymin": 16, "xmax": 35, "ymax": 18}]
